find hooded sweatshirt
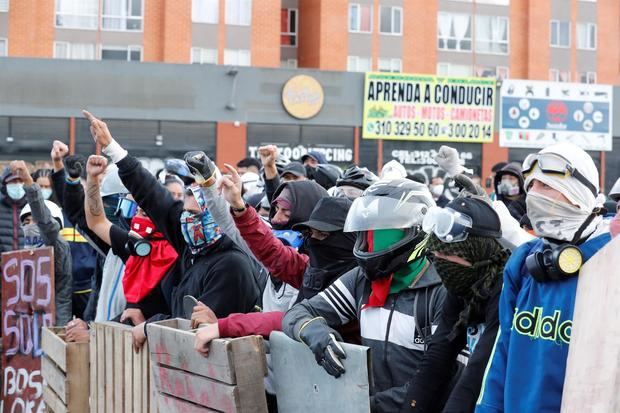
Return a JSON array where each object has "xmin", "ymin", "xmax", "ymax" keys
[
  {"xmin": 494, "ymin": 163, "xmax": 526, "ymax": 222},
  {"xmin": 269, "ymin": 180, "xmax": 328, "ymax": 229},
  {"xmin": 0, "ymin": 169, "xmax": 27, "ymax": 253}
]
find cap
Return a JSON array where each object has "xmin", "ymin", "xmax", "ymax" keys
[
  {"xmin": 445, "ymin": 197, "xmax": 502, "ymax": 238},
  {"xmin": 293, "ymin": 197, "xmax": 352, "ymax": 232},
  {"xmin": 280, "ymin": 162, "xmax": 306, "ymax": 178}
]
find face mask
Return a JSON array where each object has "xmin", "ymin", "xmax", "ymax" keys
[
  {"xmin": 526, "ymin": 191, "xmax": 591, "ymax": 241},
  {"xmin": 41, "ymin": 188, "xmax": 53, "ymax": 200},
  {"xmin": 498, "ymin": 181, "xmax": 520, "ymax": 196},
  {"xmin": 180, "ymin": 210, "xmax": 222, "ymax": 252},
  {"xmin": 22, "ymin": 223, "xmax": 44, "ymax": 248},
  {"xmin": 430, "ymin": 184, "xmax": 444, "ymax": 197},
  {"xmin": 7, "ymin": 183, "xmax": 25, "ymax": 200}
]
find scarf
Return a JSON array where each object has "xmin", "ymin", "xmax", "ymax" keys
[
  {"xmin": 123, "ymin": 216, "xmax": 178, "ymax": 304},
  {"xmin": 427, "ymin": 233, "xmax": 509, "ymax": 339}
]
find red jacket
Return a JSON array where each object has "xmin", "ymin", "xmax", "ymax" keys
[
  {"xmin": 218, "ymin": 311, "xmax": 284, "ymax": 338},
  {"xmin": 233, "ymin": 207, "xmax": 308, "ymax": 289}
]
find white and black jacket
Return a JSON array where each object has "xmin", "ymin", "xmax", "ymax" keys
[{"xmin": 283, "ymin": 264, "xmax": 447, "ymax": 412}]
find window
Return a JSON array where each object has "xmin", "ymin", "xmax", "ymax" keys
[
  {"xmin": 379, "ymin": 6, "xmax": 402, "ymax": 35},
  {"xmin": 378, "ymin": 58, "xmax": 402, "ymax": 72},
  {"xmin": 0, "ymin": 38, "xmax": 7, "ymax": 57},
  {"xmin": 437, "ymin": 63, "xmax": 473, "ymax": 77},
  {"xmin": 193, "ymin": 0, "xmax": 219, "ymax": 24},
  {"xmin": 549, "ymin": 69, "xmax": 571, "ymax": 82},
  {"xmin": 550, "ymin": 20, "xmax": 570, "ymax": 47},
  {"xmin": 347, "ymin": 56, "xmax": 372, "ymax": 72},
  {"xmin": 55, "ymin": 0, "xmax": 98, "ymax": 29},
  {"xmin": 102, "ymin": 0, "xmax": 143, "ymax": 30},
  {"xmin": 101, "ymin": 45, "xmax": 142, "ymax": 61},
  {"xmin": 281, "ymin": 59, "xmax": 298, "ymax": 69},
  {"xmin": 0, "ymin": 0, "xmax": 8, "ymax": 12},
  {"xmin": 224, "ymin": 49, "xmax": 251, "ymax": 66},
  {"xmin": 577, "ymin": 23, "xmax": 596, "ymax": 50},
  {"xmin": 349, "ymin": 4, "xmax": 372, "ymax": 33},
  {"xmin": 475, "ymin": 66, "xmax": 509, "ymax": 79},
  {"xmin": 438, "ymin": 13, "xmax": 472, "ymax": 51},
  {"xmin": 281, "ymin": 8, "xmax": 297, "ymax": 46},
  {"xmin": 475, "ymin": 15, "xmax": 508, "ymax": 54},
  {"xmin": 191, "ymin": 47, "xmax": 218, "ymax": 64},
  {"xmin": 225, "ymin": 0, "xmax": 251, "ymax": 25},
  {"xmin": 579, "ymin": 71, "xmax": 597, "ymax": 84},
  {"xmin": 53, "ymin": 42, "xmax": 96, "ymax": 60}
]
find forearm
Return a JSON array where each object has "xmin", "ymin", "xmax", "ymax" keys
[
  {"xmin": 85, "ymin": 176, "xmax": 112, "ymax": 246},
  {"xmin": 24, "ymin": 184, "xmax": 60, "ymax": 244},
  {"xmin": 51, "ymin": 169, "xmax": 66, "ymax": 205},
  {"xmin": 218, "ymin": 311, "xmax": 284, "ymax": 338}
]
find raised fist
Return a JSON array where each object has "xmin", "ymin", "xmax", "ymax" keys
[
  {"xmin": 258, "ymin": 145, "xmax": 278, "ymax": 169},
  {"xmin": 86, "ymin": 155, "xmax": 108, "ymax": 178},
  {"xmin": 184, "ymin": 151, "xmax": 217, "ymax": 185},
  {"xmin": 51, "ymin": 140, "xmax": 69, "ymax": 162},
  {"xmin": 9, "ymin": 160, "xmax": 33, "ymax": 186}
]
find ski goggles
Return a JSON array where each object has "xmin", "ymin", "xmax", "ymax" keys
[
  {"xmin": 522, "ymin": 153, "xmax": 597, "ymax": 197},
  {"xmin": 115, "ymin": 197, "xmax": 138, "ymax": 219},
  {"xmin": 422, "ymin": 206, "xmax": 472, "ymax": 243}
]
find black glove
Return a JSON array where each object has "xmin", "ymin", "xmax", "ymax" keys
[
  {"xmin": 63, "ymin": 154, "xmax": 86, "ymax": 179},
  {"xmin": 184, "ymin": 151, "xmax": 217, "ymax": 185},
  {"xmin": 299, "ymin": 317, "xmax": 347, "ymax": 378}
]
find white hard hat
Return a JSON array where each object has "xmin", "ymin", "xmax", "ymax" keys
[
  {"xmin": 241, "ymin": 172, "xmax": 265, "ymax": 199},
  {"xmin": 100, "ymin": 163, "xmax": 129, "ymax": 197},
  {"xmin": 380, "ymin": 160, "xmax": 407, "ymax": 180},
  {"xmin": 20, "ymin": 200, "xmax": 64, "ymax": 228}
]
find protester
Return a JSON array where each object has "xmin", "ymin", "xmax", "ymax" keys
[
  {"xmin": 82, "ymin": 110, "xmax": 260, "ymax": 350},
  {"xmin": 84, "ymin": 155, "xmax": 179, "ymax": 325},
  {"xmin": 310, "ymin": 164, "xmax": 342, "ymax": 191},
  {"xmin": 11, "ymin": 161, "xmax": 73, "ymax": 326},
  {"xmin": 164, "ymin": 175, "xmax": 185, "ymax": 201},
  {"xmin": 487, "ymin": 162, "xmax": 508, "ymax": 200},
  {"xmin": 0, "ymin": 166, "xmax": 27, "ymax": 253},
  {"xmin": 493, "ymin": 163, "xmax": 526, "ymax": 222},
  {"xmin": 333, "ymin": 165, "xmax": 378, "ymax": 200},
  {"xmin": 32, "ymin": 168, "xmax": 59, "ymax": 204},
  {"xmin": 430, "ymin": 175, "xmax": 449, "ymax": 207},
  {"xmin": 610, "ymin": 178, "xmax": 620, "ymax": 238},
  {"xmin": 283, "ymin": 179, "xmax": 447, "ymax": 411},
  {"xmin": 237, "ymin": 157, "xmax": 262, "ymax": 175},
  {"xmin": 400, "ymin": 195, "xmax": 510, "ymax": 412},
  {"xmin": 158, "ymin": 158, "xmax": 195, "ymax": 186},
  {"xmin": 301, "ymin": 150, "xmax": 328, "ymax": 168},
  {"xmin": 476, "ymin": 143, "xmax": 611, "ymax": 413},
  {"xmin": 240, "ymin": 172, "xmax": 265, "ymax": 202},
  {"xmin": 280, "ymin": 161, "xmax": 307, "ymax": 182}
]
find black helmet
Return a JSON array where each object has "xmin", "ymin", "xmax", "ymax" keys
[
  {"xmin": 311, "ymin": 164, "xmax": 342, "ymax": 190},
  {"xmin": 344, "ymin": 179, "xmax": 436, "ymax": 281},
  {"xmin": 164, "ymin": 158, "xmax": 194, "ymax": 185},
  {"xmin": 336, "ymin": 166, "xmax": 378, "ymax": 190}
]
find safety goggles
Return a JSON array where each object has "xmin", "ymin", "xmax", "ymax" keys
[
  {"xmin": 522, "ymin": 153, "xmax": 597, "ymax": 197},
  {"xmin": 115, "ymin": 197, "xmax": 138, "ymax": 219},
  {"xmin": 422, "ymin": 206, "xmax": 472, "ymax": 243}
]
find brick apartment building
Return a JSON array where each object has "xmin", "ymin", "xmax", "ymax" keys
[{"xmin": 0, "ymin": 0, "xmax": 619, "ymax": 187}]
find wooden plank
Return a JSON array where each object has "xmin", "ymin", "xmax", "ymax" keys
[
  {"xmin": 96, "ymin": 324, "xmax": 105, "ymax": 413},
  {"xmin": 229, "ymin": 336, "xmax": 268, "ymax": 412},
  {"xmin": 147, "ymin": 319, "xmax": 236, "ymax": 384},
  {"xmin": 90, "ymin": 327, "xmax": 97, "ymax": 413},
  {"xmin": 104, "ymin": 324, "xmax": 115, "ymax": 413},
  {"xmin": 142, "ymin": 344, "xmax": 149, "ymax": 413},
  {"xmin": 157, "ymin": 393, "xmax": 220, "ymax": 413},
  {"xmin": 133, "ymin": 335, "xmax": 143, "ymax": 413},
  {"xmin": 65, "ymin": 341, "xmax": 90, "ymax": 412},
  {"xmin": 562, "ymin": 236, "xmax": 620, "ymax": 413},
  {"xmin": 123, "ymin": 330, "xmax": 134, "ymax": 413},
  {"xmin": 44, "ymin": 384, "xmax": 68, "ymax": 413},
  {"xmin": 41, "ymin": 355, "xmax": 67, "ymax": 404},
  {"xmin": 113, "ymin": 327, "xmax": 125, "ymax": 412},
  {"xmin": 151, "ymin": 363, "xmax": 239, "ymax": 412},
  {"xmin": 42, "ymin": 327, "xmax": 68, "ymax": 372}
]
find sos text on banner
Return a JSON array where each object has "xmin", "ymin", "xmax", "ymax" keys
[
  {"xmin": 499, "ymin": 79, "xmax": 613, "ymax": 151},
  {"xmin": 362, "ymin": 72, "xmax": 496, "ymax": 143}
]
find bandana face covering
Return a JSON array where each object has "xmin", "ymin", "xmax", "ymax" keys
[
  {"xmin": 23, "ymin": 223, "xmax": 44, "ymax": 248},
  {"xmin": 526, "ymin": 191, "xmax": 591, "ymax": 241},
  {"xmin": 180, "ymin": 210, "xmax": 222, "ymax": 252}
]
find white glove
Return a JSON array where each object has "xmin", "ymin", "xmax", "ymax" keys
[
  {"xmin": 434, "ymin": 146, "xmax": 473, "ymax": 176},
  {"xmin": 493, "ymin": 201, "xmax": 535, "ymax": 250}
]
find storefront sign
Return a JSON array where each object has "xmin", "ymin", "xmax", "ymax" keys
[
  {"xmin": 248, "ymin": 144, "xmax": 353, "ymax": 163},
  {"xmin": 363, "ymin": 72, "xmax": 495, "ymax": 142},
  {"xmin": 500, "ymin": 79, "xmax": 613, "ymax": 151},
  {"xmin": 282, "ymin": 75, "xmax": 325, "ymax": 120}
]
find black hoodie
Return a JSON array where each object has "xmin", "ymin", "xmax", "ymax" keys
[
  {"xmin": 493, "ymin": 162, "xmax": 527, "ymax": 222},
  {"xmin": 269, "ymin": 180, "xmax": 329, "ymax": 230}
]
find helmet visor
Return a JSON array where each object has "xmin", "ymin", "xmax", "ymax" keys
[
  {"xmin": 344, "ymin": 194, "xmax": 429, "ymax": 232},
  {"xmin": 422, "ymin": 206, "xmax": 473, "ymax": 243}
]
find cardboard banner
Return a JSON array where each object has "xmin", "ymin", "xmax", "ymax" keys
[
  {"xmin": 2, "ymin": 247, "xmax": 55, "ymax": 413},
  {"xmin": 500, "ymin": 79, "xmax": 613, "ymax": 151},
  {"xmin": 362, "ymin": 72, "xmax": 496, "ymax": 142}
]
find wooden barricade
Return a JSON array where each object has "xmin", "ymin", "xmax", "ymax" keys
[
  {"xmin": 147, "ymin": 318, "xmax": 268, "ymax": 412},
  {"xmin": 89, "ymin": 321, "xmax": 156, "ymax": 413},
  {"xmin": 40, "ymin": 327, "xmax": 90, "ymax": 413}
]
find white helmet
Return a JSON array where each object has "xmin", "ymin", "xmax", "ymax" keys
[
  {"xmin": 380, "ymin": 160, "xmax": 407, "ymax": 180},
  {"xmin": 241, "ymin": 172, "xmax": 265, "ymax": 199},
  {"xmin": 100, "ymin": 164, "xmax": 129, "ymax": 197},
  {"xmin": 20, "ymin": 200, "xmax": 64, "ymax": 228},
  {"xmin": 610, "ymin": 177, "xmax": 620, "ymax": 202}
]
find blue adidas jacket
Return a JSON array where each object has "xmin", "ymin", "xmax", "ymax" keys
[{"xmin": 475, "ymin": 231, "xmax": 611, "ymax": 413}]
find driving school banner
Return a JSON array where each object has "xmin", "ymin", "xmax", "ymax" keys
[
  {"xmin": 499, "ymin": 79, "xmax": 613, "ymax": 151},
  {"xmin": 362, "ymin": 73, "xmax": 495, "ymax": 143}
]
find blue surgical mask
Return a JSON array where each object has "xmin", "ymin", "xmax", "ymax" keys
[
  {"xmin": 41, "ymin": 188, "xmax": 53, "ymax": 200},
  {"xmin": 22, "ymin": 224, "xmax": 44, "ymax": 248},
  {"xmin": 180, "ymin": 210, "xmax": 222, "ymax": 252},
  {"xmin": 7, "ymin": 183, "xmax": 25, "ymax": 200}
]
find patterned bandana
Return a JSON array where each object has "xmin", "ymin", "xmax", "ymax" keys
[{"xmin": 180, "ymin": 185, "xmax": 222, "ymax": 253}]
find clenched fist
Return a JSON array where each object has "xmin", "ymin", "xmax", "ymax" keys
[
  {"xmin": 86, "ymin": 155, "xmax": 108, "ymax": 178},
  {"xmin": 9, "ymin": 160, "xmax": 33, "ymax": 186},
  {"xmin": 258, "ymin": 145, "xmax": 278, "ymax": 169},
  {"xmin": 51, "ymin": 140, "xmax": 69, "ymax": 162}
]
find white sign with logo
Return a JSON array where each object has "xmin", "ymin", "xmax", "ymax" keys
[{"xmin": 248, "ymin": 145, "xmax": 353, "ymax": 163}]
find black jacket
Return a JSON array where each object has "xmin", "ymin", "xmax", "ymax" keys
[
  {"xmin": 115, "ymin": 155, "xmax": 260, "ymax": 321},
  {"xmin": 493, "ymin": 163, "xmax": 527, "ymax": 222},
  {"xmin": 400, "ymin": 289, "xmax": 500, "ymax": 413},
  {"xmin": 0, "ymin": 170, "xmax": 26, "ymax": 254}
]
